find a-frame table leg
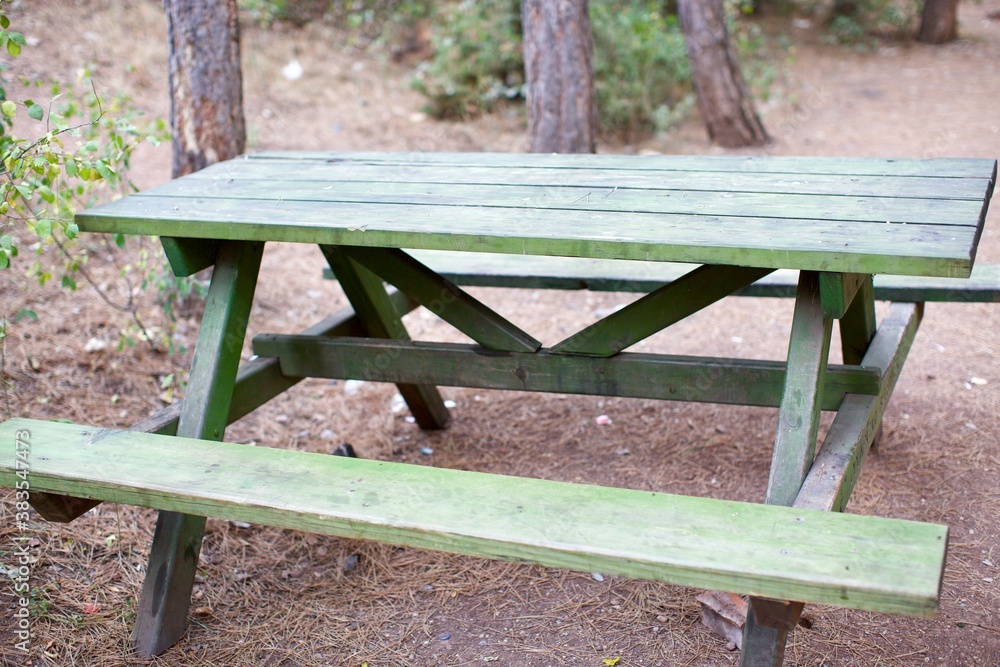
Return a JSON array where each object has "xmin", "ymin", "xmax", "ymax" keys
[
  {"xmin": 740, "ymin": 271, "xmax": 832, "ymax": 667},
  {"xmin": 131, "ymin": 240, "xmax": 264, "ymax": 657},
  {"xmin": 321, "ymin": 245, "xmax": 449, "ymax": 429},
  {"xmin": 838, "ymin": 277, "xmax": 884, "ymax": 452}
]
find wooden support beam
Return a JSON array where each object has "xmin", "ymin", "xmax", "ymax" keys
[
  {"xmin": 796, "ymin": 303, "xmax": 923, "ymax": 512},
  {"xmin": 322, "ymin": 245, "xmax": 449, "ymax": 429},
  {"xmin": 340, "ymin": 245, "xmax": 541, "ymax": 352},
  {"xmin": 550, "ymin": 264, "xmax": 774, "ymax": 357},
  {"xmin": 839, "ymin": 277, "xmax": 877, "ymax": 365},
  {"xmin": 160, "ymin": 237, "xmax": 221, "ymax": 277},
  {"xmin": 743, "ymin": 271, "xmax": 833, "ymax": 667},
  {"xmin": 252, "ymin": 336, "xmax": 879, "ymax": 409},
  {"xmin": 765, "ymin": 271, "xmax": 834, "ymax": 506},
  {"xmin": 819, "ymin": 272, "xmax": 870, "ymax": 319},
  {"xmin": 132, "ymin": 240, "xmax": 263, "ymax": 658}
]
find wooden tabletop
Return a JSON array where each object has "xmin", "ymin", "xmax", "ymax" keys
[{"xmin": 76, "ymin": 151, "xmax": 996, "ymax": 277}]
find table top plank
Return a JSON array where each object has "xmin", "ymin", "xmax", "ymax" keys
[
  {"xmin": 249, "ymin": 150, "xmax": 997, "ymax": 179},
  {"xmin": 77, "ymin": 195, "xmax": 982, "ymax": 277},
  {"xmin": 147, "ymin": 177, "xmax": 984, "ymax": 228},
  {"xmin": 187, "ymin": 159, "xmax": 994, "ymax": 201},
  {"xmin": 76, "ymin": 152, "xmax": 995, "ymax": 278}
]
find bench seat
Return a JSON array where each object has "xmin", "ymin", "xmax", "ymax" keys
[
  {"xmin": 1, "ymin": 417, "xmax": 947, "ymax": 618},
  {"xmin": 323, "ymin": 251, "xmax": 1000, "ymax": 302}
]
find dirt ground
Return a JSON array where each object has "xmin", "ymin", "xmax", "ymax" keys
[{"xmin": 1, "ymin": 1, "xmax": 999, "ymax": 666}]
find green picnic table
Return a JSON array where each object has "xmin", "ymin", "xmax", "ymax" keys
[{"xmin": 2, "ymin": 151, "xmax": 996, "ymax": 665}]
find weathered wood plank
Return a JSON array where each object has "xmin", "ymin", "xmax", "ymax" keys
[
  {"xmin": 132, "ymin": 240, "xmax": 263, "ymax": 658},
  {"xmin": 390, "ymin": 253, "xmax": 1000, "ymax": 301},
  {"xmin": 744, "ymin": 271, "xmax": 833, "ymax": 663},
  {"xmin": 766, "ymin": 271, "xmax": 833, "ymax": 507},
  {"xmin": 185, "ymin": 160, "xmax": 995, "ymax": 200},
  {"xmin": 75, "ymin": 195, "xmax": 982, "ymax": 278},
  {"xmin": 245, "ymin": 150, "xmax": 996, "ymax": 180},
  {"xmin": 796, "ymin": 303, "xmax": 923, "ymax": 513},
  {"xmin": 550, "ymin": 265, "xmax": 774, "ymax": 357},
  {"xmin": 251, "ymin": 336, "xmax": 879, "ymax": 410},
  {"xmin": 819, "ymin": 272, "xmax": 870, "ymax": 319},
  {"xmin": 159, "ymin": 237, "xmax": 220, "ymax": 277},
  {"xmin": 141, "ymin": 177, "xmax": 987, "ymax": 227},
  {"xmin": 340, "ymin": 246, "xmax": 540, "ymax": 353},
  {"xmin": 839, "ymin": 278, "xmax": 878, "ymax": 366},
  {"xmin": 322, "ymin": 245, "xmax": 449, "ymax": 429},
  {"xmin": 0, "ymin": 417, "xmax": 950, "ymax": 617}
]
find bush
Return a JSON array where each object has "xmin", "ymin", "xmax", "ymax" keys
[
  {"xmin": 590, "ymin": 2, "xmax": 692, "ymax": 137},
  {"xmin": 410, "ymin": 0, "xmax": 524, "ymax": 119},
  {"xmin": 413, "ymin": 1, "xmax": 697, "ymax": 137}
]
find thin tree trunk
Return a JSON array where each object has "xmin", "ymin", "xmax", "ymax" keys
[
  {"xmin": 918, "ymin": 0, "xmax": 959, "ymax": 43},
  {"xmin": 522, "ymin": 0, "xmax": 598, "ymax": 153},
  {"xmin": 165, "ymin": 0, "xmax": 246, "ymax": 177},
  {"xmin": 677, "ymin": 0, "xmax": 769, "ymax": 147}
]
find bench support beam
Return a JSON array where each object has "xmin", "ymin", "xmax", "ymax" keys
[
  {"xmin": 340, "ymin": 246, "xmax": 541, "ymax": 352},
  {"xmin": 321, "ymin": 245, "xmax": 450, "ymax": 429},
  {"xmin": 132, "ymin": 240, "xmax": 263, "ymax": 658},
  {"xmin": 743, "ymin": 271, "xmax": 833, "ymax": 667},
  {"xmin": 253, "ymin": 336, "xmax": 879, "ymax": 409},
  {"xmin": 550, "ymin": 264, "xmax": 774, "ymax": 357}
]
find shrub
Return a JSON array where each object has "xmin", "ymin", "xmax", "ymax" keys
[{"xmin": 412, "ymin": 1, "xmax": 698, "ymax": 137}]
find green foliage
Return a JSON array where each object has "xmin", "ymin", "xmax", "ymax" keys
[
  {"xmin": 0, "ymin": 1, "xmax": 183, "ymax": 371},
  {"xmin": 411, "ymin": 0, "xmax": 524, "ymax": 119},
  {"xmin": 412, "ymin": 0, "xmax": 698, "ymax": 138},
  {"xmin": 822, "ymin": 0, "xmax": 921, "ymax": 45},
  {"xmin": 238, "ymin": 0, "xmax": 433, "ymax": 47},
  {"xmin": 590, "ymin": 2, "xmax": 692, "ymax": 137}
]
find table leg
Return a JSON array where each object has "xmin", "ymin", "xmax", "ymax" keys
[
  {"xmin": 741, "ymin": 271, "xmax": 832, "ymax": 666},
  {"xmin": 131, "ymin": 240, "xmax": 264, "ymax": 658},
  {"xmin": 321, "ymin": 245, "xmax": 449, "ymax": 429},
  {"xmin": 838, "ymin": 277, "xmax": 884, "ymax": 452}
]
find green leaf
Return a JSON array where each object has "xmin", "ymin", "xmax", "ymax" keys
[
  {"xmin": 34, "ymin": 219, "xmax": 52, "ymax": 239},
  {"xmin": 65, "ymin": 222, "xmax": 79, "ymax": 239},
  {"xmin": 6, "ymin": 39, "xmax": 20, "ymax": 57},
  {"xmin": 0, "ymin": 234, "xmax": 11, "ymax": 251},
  {"xmin": 27, "ymin": 103, "xmax": 43, "ymax": 121},
  {"xmin": 1, "ymin": 99, "xmax": 15, "ymax": 117},
  {"xmin": 0, "ymin": 249, "xmax": 8, "ymax": 270},
  {"xmin": 61, "ymin": 274, "xmax": 77, "ymax": 290},
  {"xmin": 64, "ymin": 156, "xmax": 77, "ymax": 177},
  {"xmin": 13, "ymin": 309, "xmax": 37, "ymax": 323},
  {"xmin": 114, "ymin": 233, "xmax": 126, "ymax": 249},
  {"xmin": 1, "ymin": 16, "xmax": 11, "ymax": 29},
  {"xmin": 8, "ymin": 32, "xmax": 26, "ymax": 46}
]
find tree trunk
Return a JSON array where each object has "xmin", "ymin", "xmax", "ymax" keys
[
  {"xmin": 918, "ymin": 0, "xmax": 959, "ymax": 43},
  {"xmin": 677, "ymin": 0, "xmax": 770, "ymax": 147},
  {"xmin": 522, "ymin": 0, "xmax": 598, "ymax": 153},
  {"xmin": 165, "ymin": 0, "xmax": 246, "ymax": 178}
]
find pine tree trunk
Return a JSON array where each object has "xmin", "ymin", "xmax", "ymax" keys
[
  {"xmin": 522, "ymin": 0, "xmax": 598, "ymax": 153},
  {"xmin": 918, "ymin": 0, "xmax": 959, "ymax": 43},
  {"xmin": 677, "ymin": 0, "xmax": 770, "ymax": 147},
  {"xmin": 165, "ymin": 0, "xmax": 246, "ymax": 177}
]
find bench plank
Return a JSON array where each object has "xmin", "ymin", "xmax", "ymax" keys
[
  {"xmin": 394, "ymin": 252, "xmax": 1000, "ymax": 302},
  {"xmin": 0, "ymin": 417, "xmax": 948, "ymax": 617}
]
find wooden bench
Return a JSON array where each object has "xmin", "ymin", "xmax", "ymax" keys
[
  {"xmin": 324, "ymin": 251, "xmax": 1000, "ymax": 302},
  {"xmin": 0, "ymin": 417, "xmax": 948, "ymax": 618}
]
